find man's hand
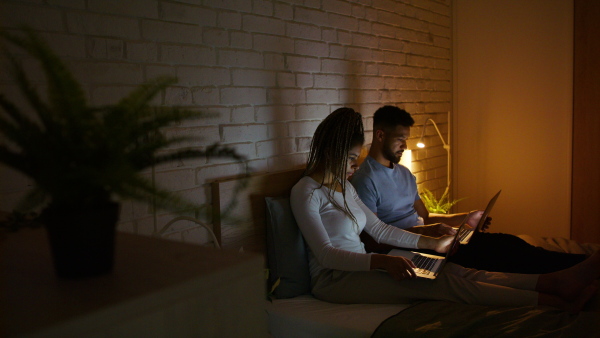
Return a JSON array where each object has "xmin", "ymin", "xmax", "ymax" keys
[
  {"xmin": 466, "ymin": 210, "xmax": 492, "ymax": 232},
  {"xmin": 409, "ymin": 223, "xmax": 456, "ymax": 237}
]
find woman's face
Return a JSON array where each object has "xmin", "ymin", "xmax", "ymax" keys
[{"xmin": 346, "ymin": 145, "xmax": 362, "ymax": 179}]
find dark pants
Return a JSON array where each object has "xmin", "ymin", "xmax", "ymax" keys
[{"xmin": 448, "ymin": 232, "xmax": 588, "ymax": 274}]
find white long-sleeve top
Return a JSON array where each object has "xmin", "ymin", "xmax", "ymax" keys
[{"xmin": 290, "ymin": 176, "xmax": 421, "ymax": 278}]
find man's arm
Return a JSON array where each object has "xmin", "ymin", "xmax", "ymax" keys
[
  {"xmin": 405, "ymin": 223, "xmax": 456, "ymax": 237},
  {"xmin": 414, "ymin": 199, "xmax": 491, "ymax": 231},
  {"xmin": 402, "ymin": 199, "xmax": 465, "ymax": 236}
]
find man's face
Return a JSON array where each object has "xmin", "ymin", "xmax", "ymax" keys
[{"xmin": 381, "ymin": 125, "xmax": 410, "ymax": 164}]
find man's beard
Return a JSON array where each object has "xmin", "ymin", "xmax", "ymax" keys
[{"xmin": 382, "ymin": 144, "xmax": 400, "ymax": 164}]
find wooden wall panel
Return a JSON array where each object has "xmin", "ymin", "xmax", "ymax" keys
[{"xmin": 571, "ymin": 0, "xmax": 600, "ymax": 243}]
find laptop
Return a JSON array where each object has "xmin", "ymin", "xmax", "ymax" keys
[
  {"xmin": 386, "ymin": 215, "xmax": 469, "ymax": 279},
  {"xmin": 458, "ymin": 190, "xmax": 502, "ymax": 244}
]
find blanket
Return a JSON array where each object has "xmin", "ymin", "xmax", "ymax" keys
[
  {"xmin": 372, "ymin": 301, "xmax": 600, "ymax": 337},
  {"xmin": 372, "ymin": 236, "xmax": 600, "ymax": 337},
  {"xmin": 518, "ymin": 235, "xmax": 600, "ymax": 255}
]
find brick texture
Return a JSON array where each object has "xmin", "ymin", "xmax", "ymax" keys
[{"xmin": 0, "ymin": 0, "xmax": 452, "ymax": 241}]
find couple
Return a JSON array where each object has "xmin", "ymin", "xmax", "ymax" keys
[
  {"xmin": 290, "ymin": 106, "xmax": 599, "ymax": 313},
  {"xmin": 352, "ymin": 105, "xmax": 588, "ymax": 274}
]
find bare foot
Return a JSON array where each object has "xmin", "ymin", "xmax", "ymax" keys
[
  {"xmin": 539, "ymin": 281, "xmax": 598, "ymax": 314},
  {"xmin": 537, "ymin": 250, "xmax": 600, "ymax": 301},
  {"xmin": 564, "ymin": 281, "xmax": 598, "ymax": 314}
]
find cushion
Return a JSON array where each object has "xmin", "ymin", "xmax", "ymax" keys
[{"xmin": 265, "ymin": 196, "xmax": 311, "ymax": 298}]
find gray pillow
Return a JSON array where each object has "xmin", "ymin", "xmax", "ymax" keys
[{"xmin": 265, "ymin": 196, "xmax": 311, "ymax": 298}]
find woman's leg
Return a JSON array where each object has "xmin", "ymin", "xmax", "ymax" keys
[
  {"xmin": 443, "ymin": 262, "xmax": 538, "ymax": 290},
  {"xmin": 311, "ymin": 252, "xmax": 599, "ymax": 310},
  {"xmin": 446, "ymin": 252, "xmax": 600, "ymax": 313},
  {"xmin": 311, "ymin": 268, "xmax": 538, "ymax": 307},
  {"xmin": 535, "ymin": 250, "xmax": 600, "ymax": 300},
  {"xmin": 536, "ymin": 286, "xmax": 598, "ymax": 314}
]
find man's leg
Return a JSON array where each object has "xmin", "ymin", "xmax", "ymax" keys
[{"xmin": 448, "ymin": 232, "xmax": 588, "ymax": 274}]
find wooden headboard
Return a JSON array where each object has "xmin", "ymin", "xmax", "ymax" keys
[{"xmin": 211, "ymin": 168, "xmax": 304, "ymax": 253}]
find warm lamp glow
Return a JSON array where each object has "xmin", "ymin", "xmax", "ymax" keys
[
  {"xmin": 416, "ymin": 142, "xmax": 425, "ymax": 148},
  {"xmin": 399, "ymin": 149, "xmax": 412, "ymax": 172}
]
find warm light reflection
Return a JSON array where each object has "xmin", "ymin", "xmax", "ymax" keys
[
  {"xmin": 399, "ymin": 149, "xmax": 412, "ymax": 172},
  {"xmin": 416, "ymin": 142, "xmax": 425, "ymax": 148}
]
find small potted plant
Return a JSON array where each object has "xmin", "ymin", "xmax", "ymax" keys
[
  {"xmin": 0, "ymin": 28, "xmax": 246, "ymax": 278},
  {"xmin": 420, "ymin": 187, "xmax": 465, "ymax": 214}
]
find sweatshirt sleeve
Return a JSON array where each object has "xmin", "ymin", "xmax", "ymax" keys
[
  {"xmin": 349, "ymin": 184, "xmax": 420, "ymax": 249},
  {"xmin": 290, "ymin": 180, "xmax": 372, "ymax": 272}
]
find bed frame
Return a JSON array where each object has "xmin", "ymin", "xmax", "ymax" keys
[
  {"xmin": 210, "ymin": 167, "xmax": 409, "ymax": 337},
  {"xmin": 211, "ymin": 168, "xmax": 304, "ymax": 253},
  {"xmin": 209, "ymin": 168, "xmax": 600, "ymax": 337}
]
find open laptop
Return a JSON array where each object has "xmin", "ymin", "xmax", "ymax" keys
[
  {"xmin": 458, "ymin": 190, "xmax": 502, "ymax": 244},
  {"xmin": 385, "ymin": 215, "xmax": 469, "ymax": 279}
]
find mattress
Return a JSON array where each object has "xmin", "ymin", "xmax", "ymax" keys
[
  {"xmin": 266, "ymin": 294, "xmax": 409, "ymax": 338},
  {"xmin": 266, "ymin": 236, "xmax": 600, "ymax": 337}
]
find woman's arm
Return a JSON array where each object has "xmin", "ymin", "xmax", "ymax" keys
[
  {"xmin": 369, "ymin": 235, "xmax": 454, "ymax": 281},
  {"xmin": 417, "ymin": 235, "xmax": 454, "ymax": 253},
  {"xmin": 350, "ymin": 184, "xmax": 422, "ymax": 249},
  {"xmin": 350, "ymin": 184, "xmax": 453, "ymax": 254},
  {"xmin": 290, "ymin": 181, "xmax": 372, "ymax": 271}
]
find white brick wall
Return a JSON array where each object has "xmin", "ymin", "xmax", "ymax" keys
[{"xmin": 0, "ymin": 0, "xmax": 452, "ymax": 243}]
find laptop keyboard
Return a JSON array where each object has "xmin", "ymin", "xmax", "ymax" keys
[
  {"xmin": 458, "ymin": 227, "xmax": 470, "ymax": 241},
  {"xmin": 411, "ymin": 254, "xmax": 439, "ymax": 275}
]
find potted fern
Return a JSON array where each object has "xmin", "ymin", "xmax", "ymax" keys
[
  {"xmin": 0, "ymin": 29, "xmax": 246, "ymax": 278},
  {"xmin": 420, "ymin": 188, "xmax": 465, "ymax": 214}
]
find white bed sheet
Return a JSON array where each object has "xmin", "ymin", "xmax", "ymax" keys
[{"xmin": 266, "ymin": 294, "xmax": 409, "ymax": 338}]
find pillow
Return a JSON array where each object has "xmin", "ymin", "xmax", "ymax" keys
[{"xmin": 265, "ymin": 196, "xmax": 311, "ymax": 298}]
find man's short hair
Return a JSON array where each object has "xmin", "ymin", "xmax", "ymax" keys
[{"xmin": 373, "ymin": 106, "xmax": 415, "ymax": 131}]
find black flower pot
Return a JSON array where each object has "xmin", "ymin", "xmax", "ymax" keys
[{"xmin": 42, "ymin": 201, "xmax": 120, "ymax": 279}]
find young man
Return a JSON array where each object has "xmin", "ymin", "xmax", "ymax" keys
[{"xmin": 350, "ymin": 105, "xmax": 587, "ymax": 273}]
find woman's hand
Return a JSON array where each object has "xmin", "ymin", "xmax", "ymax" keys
[
  {"xmin": 371, "ymin": 254, "xmax": 417, "ymax": 281},
  {"xmin": 417, "ymin": 234, "xmax": 456, "ymax": 254},
  {"xmin": 466, "ymin": 210, "xmax": 483, "ymax": 227},
  {"xmin": 432, "ymin": 235, "xmax": 456, "ymax": 254},
  {"xmin": 466, "ymin": 210, "xmax": 492, "ymax": 231}
]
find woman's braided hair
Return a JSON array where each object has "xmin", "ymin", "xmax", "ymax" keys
[{"xmin": 304, "ymin": 107, "xmax": 364, "ymax": 226}]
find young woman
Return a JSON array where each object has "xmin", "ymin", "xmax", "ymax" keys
[{"xmin": 290, "ymin": 107, "xmax": 599, "ymax": 313}]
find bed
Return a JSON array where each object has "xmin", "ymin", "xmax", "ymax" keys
[{"xmin": 210, "ymin": 168, "xmax": 600, "ymax": 337}]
